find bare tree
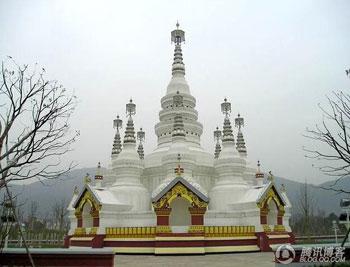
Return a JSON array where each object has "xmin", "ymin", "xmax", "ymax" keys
[
  {"xmin": 52, "ymin": 198, "xmax": 68, "ymax": 232},
  {"xmin": 298, "ymin": 181, "xmax": 314, "ymax": 238},
  {"xmin": 0, "ymin": 58, "xmax": 78, "ymax": 266},
  {"xmin": 0, "ymin": 58, "xmax": 79, "ymax": 186},
  {"xmin": 28, "ymin": 201, "xmax": 38, "ymax": 231},
  {"xmin": 304, "ymin": 73, "xmax": 350, "ymax": 193}
]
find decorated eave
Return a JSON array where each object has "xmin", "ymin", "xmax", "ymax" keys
[
  {"xmin": 256, "ymin": 181, "xmax": 286, "ymax": 207},
  {"xmin": 72, "ymin": 184, "xmax": 101, "ymax": 209},
  {"xmin": 152, "ymin": 176, "xmax": 209, "ymax": 203}
]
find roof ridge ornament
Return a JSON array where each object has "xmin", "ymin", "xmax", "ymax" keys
[
  {"xmin": 268, "ymin": 171, "xmax": 275, "ymax": 183},
  {"xmin": 84, "ymin": 173, "xmax": 91, "ymax": 184},
  {"xmin": 172, "ymin": 92, "xmax": 186, "ymax": 138}
]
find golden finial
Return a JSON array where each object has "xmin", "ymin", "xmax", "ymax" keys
[{"xmin": 174, "ymin": 154, "xmax": 184, "ymax": 177}]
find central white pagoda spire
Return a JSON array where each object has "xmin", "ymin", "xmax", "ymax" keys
[
  {"xmin": 171, "ymin": 22, "xmax": 186, "ymax": 76},
  {"xmin": 153, "ymin": 23, "xmax": 203, "ymax": 148}
]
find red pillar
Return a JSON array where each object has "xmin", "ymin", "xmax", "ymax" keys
[
  {"xmin": 260, "ymin": 207, "xmax": 268, "ymax": 224},
  {"xmin": 155, "ymin": 208, "xmax": 172, "ymax": 225},
  {"xmin": 189, "ymin": 207, "xmax": 206, "ymax": 225},
  {"xmin": 77, "ymin": 216, "xmax": 82, "ymax": 228}
]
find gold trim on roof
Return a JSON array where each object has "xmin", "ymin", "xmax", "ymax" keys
[
  {"xmin": 152, "ymin": 182, "xmax": 208, "ymax": 209},
  {"xmin": 74, "ymin": 190, "xmax": 101, "ymax": 217}
]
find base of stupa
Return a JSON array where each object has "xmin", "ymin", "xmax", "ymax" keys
[{"xmin": 65, "ymin": 227, "xmax": 294, "ymax": 254}]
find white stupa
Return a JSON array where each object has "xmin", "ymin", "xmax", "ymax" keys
[{"xmin": 66, "ymin": 23, "xmax": 294, "ymax": 254}]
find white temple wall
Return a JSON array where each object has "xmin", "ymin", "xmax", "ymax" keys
[
  {"xmin": 68, "ymin": 211, "xmax": 77, "ymax": 235},
  {"xmin": 204, "ymin": 210, "xmax": 261, "ymax": 227},
  {"xmin": 99, "ymin": 207, "xmax": 156, "ymax": 228}
]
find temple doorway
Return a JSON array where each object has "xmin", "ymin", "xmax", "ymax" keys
[
  {"xmin": 267, "ymin": 199, "xmax": 278, "ymax": 227},
  {"xmin": 169, "ymin": 197, "xmax": 191, "ymax": 233},
  {"xmin": 82, "ymin": 202, "xmax": 93, "ymax": 228}
]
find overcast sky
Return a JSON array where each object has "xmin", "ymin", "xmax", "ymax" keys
[{"xmin": 1, "ymin": 0, "xmax": 349, "ymax": 184}]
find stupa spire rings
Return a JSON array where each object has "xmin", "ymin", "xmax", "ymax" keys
[
  {"xmin": 173, "ymin": 91, "xmax": 184, "ymax": 107},
  {"xmin": 172, "ymin": 92, "xmax": 186, "ymax": 138},
  {"xmin": 171, "ymin": 23, "xmax": 185, "ymax": 76},
  {"xmin": 235, "ymin": 113, "xmax": 247, "ymax": 156},
  {"xmin": 220, "ymin": 98, "xmax": 234, "ymax": 143},
  {"xmin": 112, "ymin": 115, "xmax": 123, "ymax": 156}
]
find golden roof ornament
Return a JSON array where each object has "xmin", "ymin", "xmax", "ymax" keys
[{"xmin": 174, "ymin": 154, "xmax": 184, "ymax": 177}]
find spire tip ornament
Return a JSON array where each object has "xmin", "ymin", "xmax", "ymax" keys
[
  {"xmin": 171, "ymin": 22, "xmax": 185, "ymax": 45},
  {"xmin": 221, "ymin": 98, "xmax": 231, "ymax": 118},
  {"xmin": 126, "ymin": 99, "xmax": 136, "ymax": 118}
]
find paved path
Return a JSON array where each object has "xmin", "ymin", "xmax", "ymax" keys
[{"xmin": 115, "ymin": 252, "xmax": 275, "ymax": 267}]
